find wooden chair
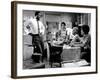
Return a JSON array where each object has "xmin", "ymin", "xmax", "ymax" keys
[{"xmin": 48, "ymin": 43, "xmax": 63, "ymax": 68}]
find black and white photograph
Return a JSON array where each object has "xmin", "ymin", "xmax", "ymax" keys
[
  {"xmin": 11, "ymin": 1, "xmax": 97, "ymax": 78},
  {"xmin": 23, "ymin": 10, "xmax": 91, "ymax": 69}
]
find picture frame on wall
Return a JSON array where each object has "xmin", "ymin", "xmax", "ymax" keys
[{"xmin": 11, "ymin": 1, "xmax": 98, "ymax": 78}]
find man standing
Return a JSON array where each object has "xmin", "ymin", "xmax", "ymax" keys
[{"xmin": 25, "ymin": 11, "xmax": 45, "ymax": 62}]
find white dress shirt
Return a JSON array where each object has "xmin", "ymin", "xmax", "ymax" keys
[{"xmin": 24, "ymin": 17, "xmax": 45, "ymax": 35}]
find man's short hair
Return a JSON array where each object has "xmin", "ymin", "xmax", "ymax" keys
[
  {"xmin": 81, "ymin": 25, "xmax": 90, "ymax": 34},
  {"xmin": 35, "ymin": 11, "xmax": 40, "ymax": 16},
  {"xmin": 61, "ymin": 22, "xmax": 66, "ymax": 26}
]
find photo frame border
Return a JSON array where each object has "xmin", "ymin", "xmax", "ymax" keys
[{"xmin": 11, "ymin": 1, "xmax": 98, "ymax": 79}]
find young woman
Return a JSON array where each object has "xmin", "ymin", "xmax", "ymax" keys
[
  {"xmin": 57, "ymin": 22, "xmax": 67, "ymax": 43},
  {"xmin": 80, "ymin": 25, "xmax": 91, "ymax": 63}
]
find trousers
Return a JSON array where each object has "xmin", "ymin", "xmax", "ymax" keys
[{"xmin": 30, "ymin": 34, "xmax": 44, "ymax": 54}]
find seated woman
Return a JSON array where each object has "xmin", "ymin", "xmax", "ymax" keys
[
  {"xmin": 57, "ymin": 22, "xmax": 67, "ymax": 45},
  {"xmin": 70, "ymin": 27, "xmax": 80, "ymax": 46},
  {"xmin": 80, "ymin": 25, "xmax": 91, "ymax": 63}
]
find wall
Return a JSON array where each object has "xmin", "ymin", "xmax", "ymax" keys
[
  {"xmin": 46, "ymin": 13, "xmax": 76, "ymax": 29},
  {"xmin": 0, "ymin": 0, "xmax": 100, "ymax": 80},
  {"xmin": 46, "ymin": 14, "xmax": 60, "ymax": 22}
]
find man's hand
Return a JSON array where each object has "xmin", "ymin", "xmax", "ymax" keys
[{"xmin": 26, "ymin": 25, "xmax": 31, "ymax": 30}]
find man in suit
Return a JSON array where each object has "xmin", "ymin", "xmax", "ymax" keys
[{"xmin": 25, "ymin": 11, "xmax": 45, "ymax": 62}]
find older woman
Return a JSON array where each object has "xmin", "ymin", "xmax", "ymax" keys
[{"xmin": 70, "ymin": 27, "xmax": 80, "ymax": 45}]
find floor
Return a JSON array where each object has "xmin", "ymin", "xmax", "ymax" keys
[
  {"xmin": 23, "ymin": 58, "xmax": 53, "ymax": 69},
  {"xmin": 23, "ymin": 58, "xmax": 90, "ymax": 69}
]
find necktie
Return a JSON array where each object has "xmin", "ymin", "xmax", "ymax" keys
[{"xmin": 37, "ymin": 20, "xmax": 40, "ymax": 34}]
